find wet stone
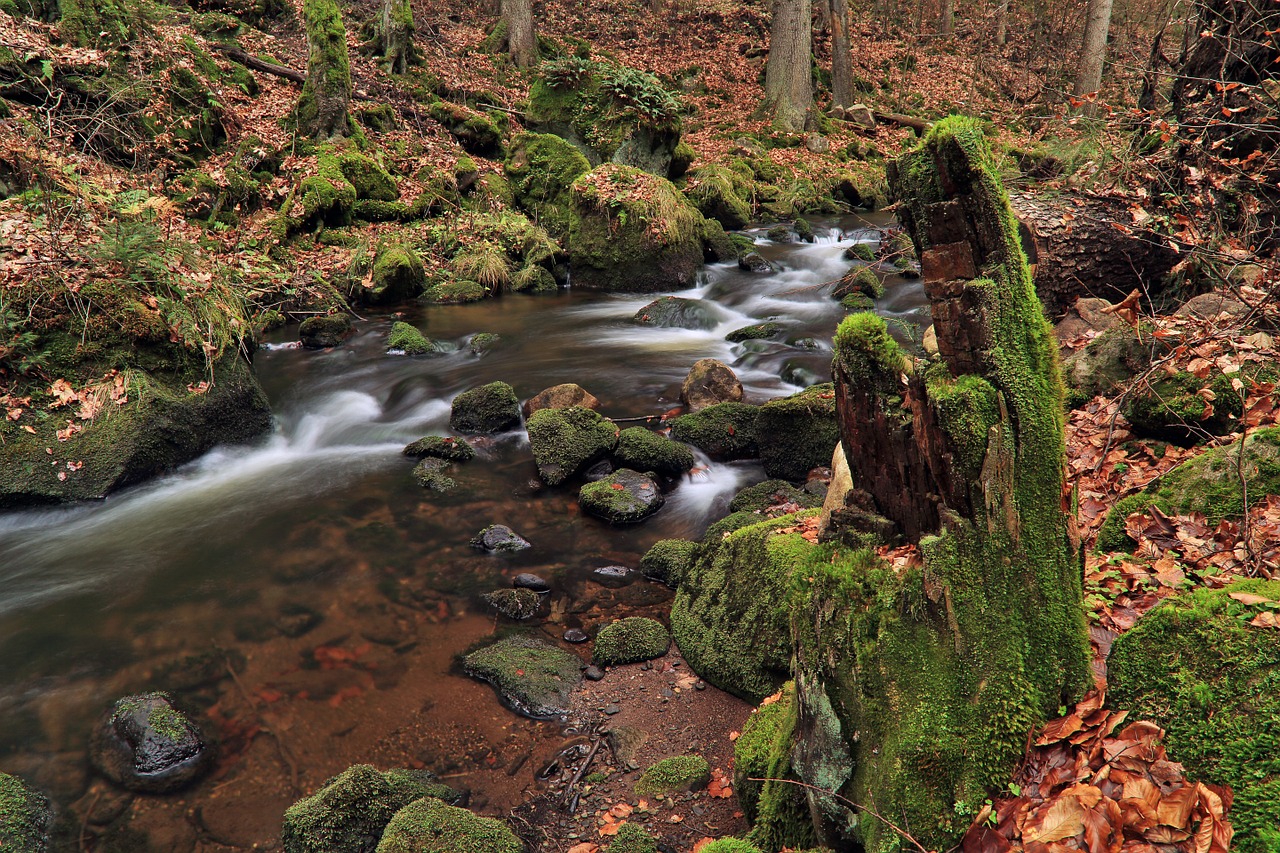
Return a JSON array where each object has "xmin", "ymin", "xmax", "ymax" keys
[
  {"xmin": 463, "ymin": 635, "xmax": 583, "ymax": 719},
  {"xmin": 89, "ymin": 692, "xmax": 214, "ymax": 793},
  {"xmin": 584, "ymin": 666, "xmax": 605, "ymax": 681},
  {"xmin": 562, "ymin": 628, "xmax": 589, "ymax": 644},
  {"xmin": 513, "ymin": 573, "xmax": 551, "ymax": 593},
  {"xmin": 578, "ymin": 469, "xmax": 665, "ymax": 524},
  {"xmin": 583, "ymin": 460, "xmax": 614, "ymax": 482},
  {"xmin": 590, "ymin": 565, "xmax": 635, "ymax": 588},
  {"xmin": 470, "ymin": 524, "xmax": 531, "ymax": 553},
  {"xmin": 482, "ymin": 588, "xmax": 542, "ymax": 620}
]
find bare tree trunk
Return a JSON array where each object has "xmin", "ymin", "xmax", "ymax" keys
[
  {"xmin": 1073, "ymin": 0, "xmax": 1115, "ymax": 114},
  {"xmin": 995, "ymin": 0, "xmax": 1010, "ymax": 44},
  {"xmin": 939, "ymin": 0, "xmax": 954, "ymax": 36},
  {"xmin": 763, "ymin": 0, "xmax": 813, "ymax": 131},
  {"xmin": 376, "ymin": 0, "xmax": 415, "ymax": 74},
  {"xmin": 503, "ymin": 0, "xmax": 537, "ymax": 68},
  {"xmin": 829, "ymin": 0, "xmax": 853, "ymax": 107}
]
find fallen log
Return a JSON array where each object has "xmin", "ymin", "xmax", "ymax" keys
[{"xmin": 208, "ymin": 44, "xmax": 306, "ymax": 85}]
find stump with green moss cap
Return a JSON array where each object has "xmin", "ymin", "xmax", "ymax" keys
[{"xmin": 592, "ymin": 617, "xmax": 670, "ymax": 665}]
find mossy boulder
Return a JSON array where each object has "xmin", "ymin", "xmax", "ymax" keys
[
  {"xmin": 699, "ymin": 217, "xmax": 738, "ymax": 262},
  {"xmin": 511, "ymin": 265, "xmax": 558, "ymax": 294},
  {"xmin": 738, "ymin": 251, "xmax": 773, "ymax": 273},
  {"xmin": 726, "ymin": 322, "xmax": 782, "ymax": 343},
  {"xmin": 579, "ymin": 469, "xmax": 664, "ymax": 524},
  {"xmin": 504, "ymin": 132, "xmax": 591, "ymax": 238},
  {"xmin": 450, "ymin": 382, "xmax": 521, "ymax": 434},
  {"xmin": 300, "ymin": 314, "xmax": 353, "ymax": 348},
  {"xmin": 1061, "ymin": 326, "xmax": 1149, "ymax": 404},
  {"xmin": 376, "ymin": 796, "xmax": 523, "ymax": 853},
  {"xmin": 339, "ymin": 152, "xmax": 398, "ymax": 201},
  {"xmin": 685, "ymin": 163, "xmax": 753, "ymax": 230},
  {"xmin": 89, "ymin": 692, "xmax": 214, "ymax": 793},
  {"xmin": 1123, "ymin": 370, "xmax": 1241, "ymax": 444},
  {"xmin": 526, "ymin": 405, "xmax": 619, "ymax": 485},
  {"xmin": 387, "ymin": 321, "xmax": 438, "ymax": 355},
  {"xmin": 362, "ymin": 241, "xmax": 426, "ymax": 305},
  {"xmin": 756, "ymin": 383, "xmax": 840, "ymax": 482},
  {"xmin": 482, "ymin": 588, "xmax": 541, "ymax": 620},
  {"xmin": 607, "ymin": 822, "xmax": 658, "ymax": 853},
  {"xmin": 463, "ymin": 634, "xmax": 583, "ymax": 718},
  {"xmin": 1109, "ymin": 580, "xmax": 1280, "ymax": 853},
  {"xmin": 831, "ymin": 266, "xmax": 883, "ymax": 300},
  {"xmin": 669, "ymin": 402, "xmax": 759, "ymax": 460},
  {"xmin": 639, "ymin": 538, "xmax": 699, "ymax": 587},
  {"xmin": 593, "ymin": 617, "xmax": 671, "ymax": 665},
  {"xmin": 403, "ymin": 435, "xmax": 475, "ymax": 461},
  {"xmin": 634, "ymin": 296, "xmax": 722, "ymax": 330},
  {"xmin": 291, "ymin": 149, "xmax": 358, "ymax": 228},
  {"xmin": 729, "ymin": 479, "xmax": 822, "ymax": 513},
  {"xmin": 1096, "ymin": 426, "xmax": 1280, "ymax": 552},
  {"xmin": 469, "ymin": 333, "xmax": 502, "ymax": 354},
  {"xmin": 568, "ymin": 165, "xmax": 703, "ymax": 292},
  {"xmin": 0, "ymin": 773, "xmax": 52, "ymax": 853},
  {"xmin": 282, "ymin": 765, "xmax": 460, "ymax": 853},
  {"xmin": 634, "ymin": 755, "xmax": 710, "ymax": 798},
  {"xmin": 614, "ymin": 427, "xmax": 695, "ymax": 476},
  {"xmin": 426, "ymin": 101, "xmax": 502, "ymax": 157},
  {"xmin": 843, "ymin": 242, "xmax": 876, "ymax": 262},
  {"xmin": 425, "ymin": 280, "xmax": 489, "ymax": 304},
  {"xmin": 469, "ymin": 524, "xmax": 531, "ymax": 552}
]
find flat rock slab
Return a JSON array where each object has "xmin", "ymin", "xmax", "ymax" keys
[
  {"xmin": 579, "ymin": 469, "xmax": 664, "ymax": 524},
  {"xmin": 463, "ymin": 635, "xmax": 583, "ymax": 719}
]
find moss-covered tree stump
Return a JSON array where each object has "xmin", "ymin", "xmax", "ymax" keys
[{"xmin": 296, "ymin": 0, "xmax": 352, "ymax": 139}]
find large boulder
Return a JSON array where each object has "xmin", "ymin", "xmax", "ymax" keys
[
  {"xmin": 526, "ymin": 406, "xmax": 618, "ymax": 485},
  {"xmin": 300, "ymin": 314, "xmax": 354, "ymax": 348},
  {"xmin": 614, "ymin": 427, "xmax": 695, "ymax": 477},
  {"xmin": 579, "ymin": 468, "xmax": 664, "ymax": 523},
  {"xmin": 669, "ymin": 401, "xmax": 758, "ymax": 460},
  {"xmin": 376, "ymin": 796, "xmax": 523, "ymax": 853},
  {"xmin": 89, "ymin": 692, "xmax": 215, "ymax": 793},
  {"xmin": 680, "ymin": 359, "xmax": 743, "ymax": 411},
  {"xmin": 639, "ymin": 538, "xmax": 700, "ymax": 588},
  {"xmin": 634, "ymin": 296, "xmax": 722, "ymax": 330},
  {"xmin": 522, "ymin": 383, "xmax": 600, "ymax": 417},
  {"xmin": 449, "ymin": 382, "xmax": 521, "ymax": 434},
  {"xmin": 504, "ymin": 132, "xmax": 591, "ymax": 239},
  {"xmin": 755, "ymin": 383, "xmax": 840, "ymax": 482},
  {"xmin": 0, "ymin": 773, "xmax": 52, "ymax": 852},
  {"xmin": 463, "ymin": 635, "xmax": 583, "ymax": 718},
  {"xmin": 568, "ymin": 165, "xmax": 703, "ymax": 292}
]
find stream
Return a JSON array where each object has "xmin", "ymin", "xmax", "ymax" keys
[{"xmin": 0, "ymin": 212, "xmax": 926, "ymax": 843}]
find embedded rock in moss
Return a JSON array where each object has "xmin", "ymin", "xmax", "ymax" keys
[
  {"xmin": 300, "ymin": 314, "xmax": 353, "ymax": 348},
  {"xmin": 831, "ymin": 266, "xmax": 883, "ymax": 301},
  {"xmin": 569, "ymin": 164, "xmax": 703, "ymax": 292},
  {"xmin": 387, "ymin": 321, "xmax": 437, "ymax": 355},
  {"xmin": 89, "ymin": 692, "xmax": 214, "ymax": 793},
  {"xmin": 729, "ymin": 480, "xmax": 822, "ymax": 513},
  {"xmin": 726, "ymin": 322, "xmax": 782, "ymax": 343},
  {"xmin": 1123, "ymin": 370, "xmax": 1241, "ymax": 444},
  {"xmin": 0, "ymin": 773, "xmax": 52, "ymax": 853},
  {"xmin": 1061, "ymin": 326, "xmax": 1149, "ymax": 404},
  {"xmin": 634, "ymin": 296, "xmax": 722, "ymax": 331},
  {"xmin": 482, "ymin": 588, "xmax": 541, "ymax": 620},
  {"xmin": 450, "ymin": 382, "xmax": 521, "ymax": 434},
  {"xmin": 295, "ymin": 0, "xmax": 352, "ymax": 139},
  {"xmin": 593, "ymin": 617, "xmax": 670, "ymax": 666},
  {"xmin": 363, "ymin": 242, "xmax": 426, "ymax": 305},
  {"xmin": 579, "ymin": 469, "xmax": 664, "ymax": 524},
  {"xmin": 680, "ymin": 359, "xmax": 743, "ymax": 411},
  {"xmin": 669, "ymin": 402, "xmax": 758, "ymax": 460},
  {"xmin": 463, "ymin": 634, "xmax": 582, "ymax": 718},
  {"xmin": 282, "ymin": 765, "xmax": 460, "ymax": 853},
  {"xmin": 505, "ymin": 132, "xmax": 591, "ymax": 239},
  {"xmin": 340, "ymin": 153, "xmax": 398, "ymax": 201},
  {"xmin": 606, "ymin": 822, "xmax": 658, "ymax": 853},
  {"xmin": 527, "ymin": 406, "xmax": 618, "ymax": 486},
  {"xmin": 1109, "ymin": 580, "xmax": 1280, "ymax": 853},
  {"xmin": 403, "ymin": 435, "xmax": 475, "ymax": 461},
  {"xmin": 376, "ymin": 796, "xmax": 523, "ymax": 853},
  {"xmin": 634, "ymin": 755, "xmax": 710, "ymax": 798},
  {"xmin": 523, "ymin": 383, "xmax": 601, "ymax": 417},
  {"xmin": 614, "ymin": 427, "xmax": 694, "ymax": 477},
  {"xmin": 756, "ymin": 383, "xmax": 840, "ymax": 482},
  {"xmin": 639, "ymin": 538, "xmax": 699, "ymax": 587}
]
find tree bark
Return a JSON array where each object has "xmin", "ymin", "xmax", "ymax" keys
[
  {"xmin": 375, "ymin": 0, "xmax": 415, "ymax": 74},
  {"xmin": 297, "ymin": 0, "xmax": 352, "ymax": 139},
  {"xmin": 1073, "ymin": 0, "xmax": 1115, "ymax": 114},
  {"xmin": 762, "ymin": 0, "xmax": 813, "ymax": 131},
  {"xmin": 829, "ymin": 0, "xmax": 854, "ymax": 108},
  {"xmin": 995, "ymin": 0, "xmax": 1009, "ymax": 45},
  {"xmin": 939, "ymin": 0, "xmax": 954, "ymax": 36},
  {"xmin": 503, "ymin": 0, "xmax": 537, "ymax": 69}
]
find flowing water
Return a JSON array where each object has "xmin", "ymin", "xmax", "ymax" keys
[{"xmin": 0, "ymin": 213, "xmax": 926, "ymax": 838}]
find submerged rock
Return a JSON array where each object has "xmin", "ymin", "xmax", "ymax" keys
[
  {"xmin": 0, "ymin": 773, "xmax": 52, "ymax": 852},
  {"xmin": 450, "ymin": 382, "xmax": 521, "ymax": 434},
  {"xmin": 633, "ymin": 296, "xmax": 720, "ymax": 331},
  {"xmin": 463, "ymin": 635, "xmax": 583, "ymax": 718},
  {"xmin": 89, "ymin": 692, "xmax": 214, "ymax": 793},
  {"xmin": 376, "ymin": 796, "xmax": 523, "ymax": 853},
  {"xmin": 614, "ymin": 427, "xmax": 695, "ymax": 477},
  {"xmin": 522, "ymin": 383, "xmax": 601, "ymax": 417},
  {"xmin": 680, "ymin": 358, "xmax": 743, "ymax": 411},
  {"xmin": 512, "ymin": 573, "xmax": 551, "ymax": 593},
  {"xmin": 593, "ymin": 617, "xmax": 671, "ymax": 666},
  {"xmin": 579, "ymin": 469, "xmax": 664, "ymax": 524},
  {"xmin": 412, "ymin": 458, "xmax": 457, "ymax": 492},
  {"xmin": 590, "ymin": 565, "xmax": 635, "ymax": 588},
  {"xmin": 469, "ymin": 525, "xmax": 531, "ymax": 553},
  {"xmin": 726, "ymin": 322, "xmax": 782, "ymax": 343},
  {"xmin": 482, "ymin": 588, "xmax": 541, "ymax": 620},
  {"xmin": 527, "ymin": 406, "xmax": 618, "ymax": 486},
  {"xmin": 300, "ymin": 314, "xmax": 353, "ymax": 349},
  {"xmin": 402, "ymin": 435, "xmax": 475, "ymax": 462}
]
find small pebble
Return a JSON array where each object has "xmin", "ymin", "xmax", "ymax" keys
[
  {"xmin": 584, "ymin": 665, "xmax": 605, "ymax": 681},
  {"xmin": 603, "ymin": 704, "xmax": 621, "ymax": 715},
  {"xmin": 694, "ymin": 680, "xmax": 706, "ymax": 690},
  {"xmin": 660, "ymin": 687, "xmax": 674, "ymax": 698},
  {"xmin": 563, "ymin": 628, "xmax": 589, "ymax": 644}
]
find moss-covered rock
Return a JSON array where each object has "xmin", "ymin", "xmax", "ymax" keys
[
  {"xmin": 426, "ymin": 101, "xmax": 502, "ymax": 157},
  {"xmin": 1109, "ymin": 580, "xmax": 1280, "ymax": 853},
  {"xmin": 729, "ymin": 480, "xmax": 823, "ymax": 513},
  {"xmin": 606, "ymin": 822, "xmax": 658, "ymax": 853},
  {"xmin": 639, "ymin": 538, "xmax": 699, "ymax": 587},
  {"xmin": 504, "ymin": 132, "xmax": 591, "ymax": 239},
  {"xmin": 526, "ymin": 405, "xmax": 618, "ymax": 485},
  {"xmin": 469, "ymin": 332, "xmax": 502, "ymax": 354},
  {"xmin": 579, "ymin": 469, "xmax": 664, "ymax": 524},
  {"xmin": 726, "ymin": 322, "xmax": 782, "ymax": 343},
  {"xmin": 402, "ymin": 435, "xmax": 475, "ymax": 461},
  {"xmin": 469, "ymin": 524, "xmax": 531, "ymax": 552},
  {"xmin": 843, "ymin": 242, "xmax": 876, "ymax": 262},
  {"xmin": 510, "ymin": 265, "xmax": 559, "ymax": 294},
  {"xmin": 300, "ymin": 313, "xmax": 353, "ymax": 348},
  {"xmin": 681, "ymin": 358, "xmax": 744, "ymax": 411},
  {"xmin": 1123, "ymin": 370, "xmax": 1242, "ymax": 444},
  {"xmin": 593, "ymin": 617, "xmax": 671, "ymax": 665},
  {"xmin": 685, "ymin": 163, "xmax": 753, "ymax": 230},
  {"xmin": 699, "ymin": 216, "xmax": 738, "ymax": 262},
  {"xmin": 733, "ymin": 682, "xmax": 813, "ymax": 850},
  {"xmin": 462, "ymin": 634, "xmax": 583, "ymax": 718},
  {"xmin": 387, "ymin": 321, "xmax": 437, "ymax": 354},
  {"xmin": 411, "ymin": 458, "xmax": 457, "ymax": 492},
  {"xmin": 1061, "ymin": 326, "xmax": 1149, "ymax": 404},
  {"xmin": 669, "ymin": 402, "xmax": 759, "ymax": 460},
  {"xmin": 756, "ymin": 383, "xmax": 840, "ymax": 482},
  {"xmin": 282, "ymin": 765, "xmax": 459, "ymax": 853},
  {"xmin": 697, "ymin": 841, "xmax": 765, "ymax": 853},
  {"xmin": 450, "ymin": 382, "xmax": 521, "ymax": 434},
  {"xmin": 634, "ymin": 755, "xmax": 710, "ymax": 798},
  {"xmin": 361, "ymin": 241, "xmax": 426, "ymax": 305},
  {"xmin": 339, "ymin": 152, "xmax": 399, "ymax": 201},
  {"xmin": 569, "ymin": 165, "xmax": 703, "ymax": 292},
  {"xmin": 614, "ymin": 427, "xmax": 694, "ymax": 477},
  {"xmin": 1095, "ymin": 426, "xmax": 1280, "ymax": 552},
  {"xmin": 376, "ymin": 797, "xmax": 523, "ymax": 853},
  {"xmin": 89, "ymin": 691, "xmax": 214, "ymax": 793},
  {"xmin": 831, "ymin": 266, "xmax": 883, "ymax": 300},
  {"xmin": 481, "ymin": 588, "xmax": 541, "ymax": 620},
  {"xmin": 424, "ymin": 280, "xmax": 489, "ymax": 304},
  {"xmin": 0, "ymin": 773, "xmax": 52, "ymax": 853},
  {"xmin": 634, "ymin": 296, "xmax": 721, "ymax": 330}
]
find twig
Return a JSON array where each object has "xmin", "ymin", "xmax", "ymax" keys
[{"xmin": 561, "ymin": 736, "xmax": 604, "ymax": 813}]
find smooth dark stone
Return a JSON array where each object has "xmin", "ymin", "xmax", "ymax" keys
[
  {"xmin": 590, "ymin": 565, "xmax": 635, "ymax": 588},
  {"xmin": 470, "ymin": 524, "xmax": 531, "ymax": 553},
  {"xmin": 89, "ymin": 693, "xmax": 214, "ymax": 793},
  {"xmin": 584, "ymin": 666, "xmax": 605, "ymax": 681},
  {"xmin": 513, "ymin": 573, "xmax": 551, "ymax": 593},
  {"xmin": 563, "ymin": 628, "xmax": 589, "ymax": 644}
]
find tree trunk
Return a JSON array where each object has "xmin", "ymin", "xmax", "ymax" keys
[
  {"xmin": 762, "ymin": 0, "xmax": 813, "ymax": 131},
  {"xmin": 376, "ymin": 0, "xmax": 415, "ymax": 74},
  {"xmin": 1073, "ymin": 0, "xmax": 1115, "ymax": 114},
  {"xmin": 939, "ymin": 0, "xmax": 954, "ymax": 36},
  {"xmin": 297, "ymin": 0, "xmax": 352, "ymax": 139},
  {"xmin": 995, "ymin": 0, "xmax": 1009, "ymax": 45},
  {"xmin": 503, "ymin": 0, "xmax": 537, "ymax": 69},
  {"xmin": 829, "ymin": 0, "xmax": 854, "ymax": 108}
]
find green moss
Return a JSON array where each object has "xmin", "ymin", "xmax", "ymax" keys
[
  {"xmin": 462, "ymin": 634, "xmax": 582, "ymax": 718},
  {"xmin": 729, "ymin": 480, "xmax": 822, "ymax": 513},
  {"xmin": 685, "ymin": 163, "xmax": 754, "ymax": 230},
  {"xmin": 578, "ymin": 469, "xmax": 664, "ymax": 523},
  {"xmin": 387, "ymin": 321, "xmax": 436, "ymax": 355},
  {"xmin": 423, "ymin": 280, "xmax": 488, "ymax": 304},
  {"xmin": 699, "ymin": 216, "xmax": 738, "ymax": 262},
  {"xmin": 511, "ymin": 265, "xmax": 558, "ymax": 294},
  {"xmin": 614, "ymin": 427, "xmax": 695, "ymax": 476},
  {"xmin": 726, "ymin": 323, "xmax": 782, "ymax": 343},
  {"xmin": 639, "ymin": 538, "xmax": 699, "ymax": 587},
  {"xmin": 450, "ymin": 382, "xmax": 520, "ymax": 434},
  {"xmin": 833, "ymin": 266, "xmax": 883, "ymax": 300},
  {"xmin": 363, "ymin": 240, "xmax": 426, "ymax": 304},
  {"xmin": 427, "ymin": 101, "xmax": 501, "ymax": 156},
  {"xmin": 925, "ymin": 371, "xmax": 1000, "ymax": 480},
  {"xmin": 733, "ymin": 682, "xmax": 815, "ymax": 851},
  {"xmin": 58, "ymin": 0, "xmax": 145, "ymax": 46},
  {"xmin": 669, "ymin": 402, "xmax": 759, "ymax": 460},
  {"xmin": 376, "ymin": 796, "xmax": 522, "ymax": 853},
  {"xmin": 403, "ymin": 435, "xmax": 475, "ymax": 461},
  {"xmin": 0, "ymin": 773, "xmax": 52, "ymax": 852},
  {"xmin": 504, "ymin": 132, "xmax": 591, "ymax": 238},
  {"xmin": 526, "ymin": 405, "xmax": 618, "ymax": 485},
  {"xmin": 593, "ymin": 617, "xmax": 671, "ymax": 666},
  {"xmin": 1109, "ymin": 580, "xmax": 1280, "ymax": 853},
  {"xmin": 832, "ymin": 313, "xmax": 904, "ymax": 392},
  {"xmin": 756, "ymin": 383, "xmax": 839, "ymax": 482},
  {"xmin": 698, "ymin": 842, "xmax": 765, "ymax": 853},
  {"xmin": 295, "ymin": 0, "xmax": 353, "ymax": 139},
  {"xmin": 412, "ymin": 458, "xmax": 456, "ymax": 492},
  {"xmin": 1123, "ymin": 371, "xmax": 1242, "ymax": 444},
  {"xmin": 292, "ymin": 148, "xmax": 357, "ymax": 230},
  {"xmin": 339, "ymin": 152, "xmax": 398, "ymax": 201},
  {"xmin": 354, "ymin": 200, "xmax": 409, "ymax": 222},
  {"xmin": 607, "ymin": 822, "xmax": 658, "ymax": 853},
  {"xmin": 634, "ymin": 755, "xmax": 710, "ymax": 798},
  {"xmin": 840, "ymin": 293, "xmax": 874, "ymax": 311},
  {"xmin": 843, "ymin": 243, "xmax": 876, "ymax": 262}
]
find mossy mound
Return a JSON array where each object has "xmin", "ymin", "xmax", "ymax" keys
[
  {"xmin": 699, "ymin": 217, "xmax": 738, "ymax": 262},
  {"xmin": 504, "ymin": 132, "xmax": 591, "ymax": 238},
  {"xmin": 481, "ymin": 588, "xmax": 541, "ymax": 620},
  {"xmin": 697, "ymin": 841, "xmax": 765, "ymax": 853},
  {"xmin": 579, "ymin": 469, "xmax": 665, "ymax": 524},
  {"xmin": 729, "ymin": 480, "xmax": 822, "ymax": 513},
  {"xmin": 387, "ymin": 321, "xmax": 437, "ymax": 355},
  {"xmin": 684, "ymin": 163, "xmax": 754, "ymax": 230},
  {"xmin": 376, "ymin": 797, "xmax": 522, "ymax": 853},
  {"xmin": 281, "ymin": 765, "xmax": 460, "ymax": 853},
  {"xmin": 1095, "ymin": 426, "xmax": 1280, "ymax": 552},
  {"xmin": 726, "ymin": 322, "xmax": 782, "ymax": 343},
  {"xmin": 411, "ymin": 458, "xmax": 458, "ymax": 492},
  {"xmin": 462, "ymin": 634, "xmax": 583, "ymax": 718},
  {"xmin": 607, "ymin": 822, "xmax": 658, "ymax": 853},
  {"xmin": 568, "ymin": 164, "xmax": 704, "ymax": 292},
  {"xmin": 426, "ymin": 101, "xmax": 502, "ymax": 157},
  {"xmin": 288, "ymin": 148, "xmax": 358, "ymax": 230},
  {"xmin": 639, "ymin": 538, "xmax": 700, "ymax": 587},
  {"xmin": 831, "ymin": 266, "xmax": 883, "ymax": 300},
  {"xmin": 669, "ymin": 402, "xmax": 759, "ymax": 461},
  {"xmin": 526, "ymin": 405, "xmax": 619, "ymax": 485},
  {"xmin": 300, "ymin": 314, "xmax": 353, "ymax": 348},
  {"xmin": 843, "ymin": 242, "xmax": 876, "ymax": 262},
  {"xmin": 450, "ymin": 382, "xmax": 521, "ymax": 434},
  {"xmin": 511, "ymin": 265, "xmax": 559, "ymax": 294},
  {"xmin": 402, "ymin": 435, "xmax": 475, "ymax": 461},
  {"xmin": 1123, "ymin": 370, "xmax": 1242, "ymax": 444},
  {"xmin": 614, "ymin": 427, "xmax": 695, "ymax": 476},
  {"xmin": 756, "ymin": 384, "xmax": 840, "ymax": 482},
  {"xmin": 1061, "ymin": 326, "xmax": 1149, "ymax": 403},
  {"xmin": 361, "ymin": 241, "xmax": 426, "ymax": 305},
  {"xmin": 593, "ymin": 617, "xmax": 671, "ymax": 666},
  {"xmin": 733, "ymin": 682, "xmax": 813, "ymax": 850},
  {"xmin": 339, "ymin": 152, "xmax": 399, "ymax": 202},
  {"xmin": 0, "ymin": 773, "xmax": 52, "ymax": 853},
  {"xmin": 634, "ymin": 755, "xmax": 710, "ymax": 798},
  {"xmin": 1109, "ymin": 580, "xmax": 1280, "ymax": 853},
  {"xmin": 424, "ymin": 280, "xmax": 489, "ymax": 304}
]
